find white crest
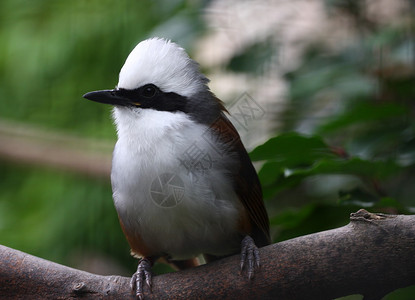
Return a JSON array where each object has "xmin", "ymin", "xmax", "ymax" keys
[{"xmin": 117, "ymin": 37, "xmax": 209, "ymax": 97}]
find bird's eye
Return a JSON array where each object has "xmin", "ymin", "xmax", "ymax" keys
[{"xmin": 141, "ymin": 84, "xmax": 157, "ymax": 98}]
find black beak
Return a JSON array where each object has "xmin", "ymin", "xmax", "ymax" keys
[{"xmin": 83, "ymin": 89, "xmax": 140, "ymax": 107}]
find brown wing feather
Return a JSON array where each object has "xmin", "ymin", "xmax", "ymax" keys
[{"xmin": 209, "ymin": 112, "xmax": 271, "ymax": 247}]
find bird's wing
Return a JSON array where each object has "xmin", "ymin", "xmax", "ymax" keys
[{"xmin": 209, "ymin": 113, "xmax": 271, "ymax": 247}]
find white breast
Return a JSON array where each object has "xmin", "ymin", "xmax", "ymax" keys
[{"xmin": 111, "ymin": 107, "xmax": 242, "ymax": 259}]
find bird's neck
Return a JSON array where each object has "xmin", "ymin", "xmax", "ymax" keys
[{"xmin": 112, "ymin": 107, "xmax": 194, "ymax": 148}]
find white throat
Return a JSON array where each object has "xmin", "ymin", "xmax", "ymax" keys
[{"xmin": 112, "ymin": 107, "xmax": 193, "ymax": 151}]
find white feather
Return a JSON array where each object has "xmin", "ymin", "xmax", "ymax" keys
[
  {"xmin": 111, "ymin": 107, "xmax": 242, "ymax": 259},
  {"xmin": 118, "ymin": 38, "xmax": 208, "ymax": 97}
]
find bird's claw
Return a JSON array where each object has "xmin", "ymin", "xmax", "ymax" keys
[
  {"xmin": 130, "ymin": 258, "xmax": 153, "ymax": 300},
  {"xmin": 240, "ymin": 235, "xmax": 260, "ymax": 279}
]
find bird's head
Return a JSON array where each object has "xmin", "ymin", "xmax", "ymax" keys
[
  {"xmin": 117, "ymin": 38, "xmax": 208, "ymax": 97},
  {"xmin": 83, "ymin": 38, "xmax": 224, "ymax": 123}
]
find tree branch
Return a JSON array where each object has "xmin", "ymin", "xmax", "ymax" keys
[
  {"xmin": 0, "ymin": 119, "xmax": 112, "ymax": 178},
  {"xmin": 1, "ymin": 209, "xmax": 414, "ymax": 299}
]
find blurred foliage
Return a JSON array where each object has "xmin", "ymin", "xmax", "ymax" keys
[
  {"xmin": 1, "ymin": 0, "xmax": 414, "ymax": 298},
  {"xmin": 0, "ymin": 0, "xmax": 204, "ymax": 139},
  {"xmin": 247, "ymin": 2, "xmax": 415, "ymax": 298},
  {"xmin": 0, "ymin": 0, "xmax": 206, "ymax": 275},
  {"xmin": 0, "ymin": 161, "xmax": 135, "ymax": 271},
  {"xmin": 259, "ymin": 10, "xmax": 415, "ymax": 222}
]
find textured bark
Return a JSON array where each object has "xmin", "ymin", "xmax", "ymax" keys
[{"xmin": 1, "ymin": 209, "xmax": 414, "ymax": 299}]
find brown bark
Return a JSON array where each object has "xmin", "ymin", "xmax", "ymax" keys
[{"xmin": 1, "ymin": 209, "xmax": 414, "ymax": 299}]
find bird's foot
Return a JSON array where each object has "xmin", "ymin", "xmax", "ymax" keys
[
  {"xmin": 130, "ymin": 258, "xmax": 153, "ymax": 300},
  {"xmin": 240, "ymin": 235, "xmax": 260, "ymax": 279}
]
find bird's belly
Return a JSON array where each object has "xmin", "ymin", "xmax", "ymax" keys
[
  {"xmin": 114, "ymin": 173, "xmax": 242, "ymax": 259},
  {"xmin": 111, "ymin": 138, "xmax": 242, "ymax": 259}
]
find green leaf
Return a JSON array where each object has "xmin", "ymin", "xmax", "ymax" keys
[
  {"xmin": 317, "ymin": 102, "xmax": 407, "ymax": 134},
  {"xmin": 375, "ymin": 197, "xmax": 406, "ymax": 211},
  {"xmin": 258, "ymin": 161, "xmax": 285, "ymax": 186},
  {"xmin": 270, "ymin": 204, "xmax": 316, "ymax": 229},
  {"xmin": 296, "ymin": 157, "xmax": 402, "ymax": 179},
  {"xmin": 260, "ymin": 157, "xmax": 402, "ymax": 200},
  {"xmin": 227, "ymin": 39, "xmax": 275, "ymax": 75},
  {"xmin": 338, "ymin": 187, "xmax": 379, "ymax": 207},
  {"xmin": 250, "ymin": 133, "xmax": 333, "ymax": 164},
  {"xmin": 271, "ymin": 203, "xmax": 359, "ymax": 242}
]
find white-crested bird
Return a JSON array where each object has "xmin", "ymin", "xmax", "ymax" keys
[{"xmin": 83, "ymin": 37, "xmax": 270, "ymax": 299}]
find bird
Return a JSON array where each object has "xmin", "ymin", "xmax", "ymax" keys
[{"xmin": 83, "ymin": 37, "xmax": 270, "ymax": 299}]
